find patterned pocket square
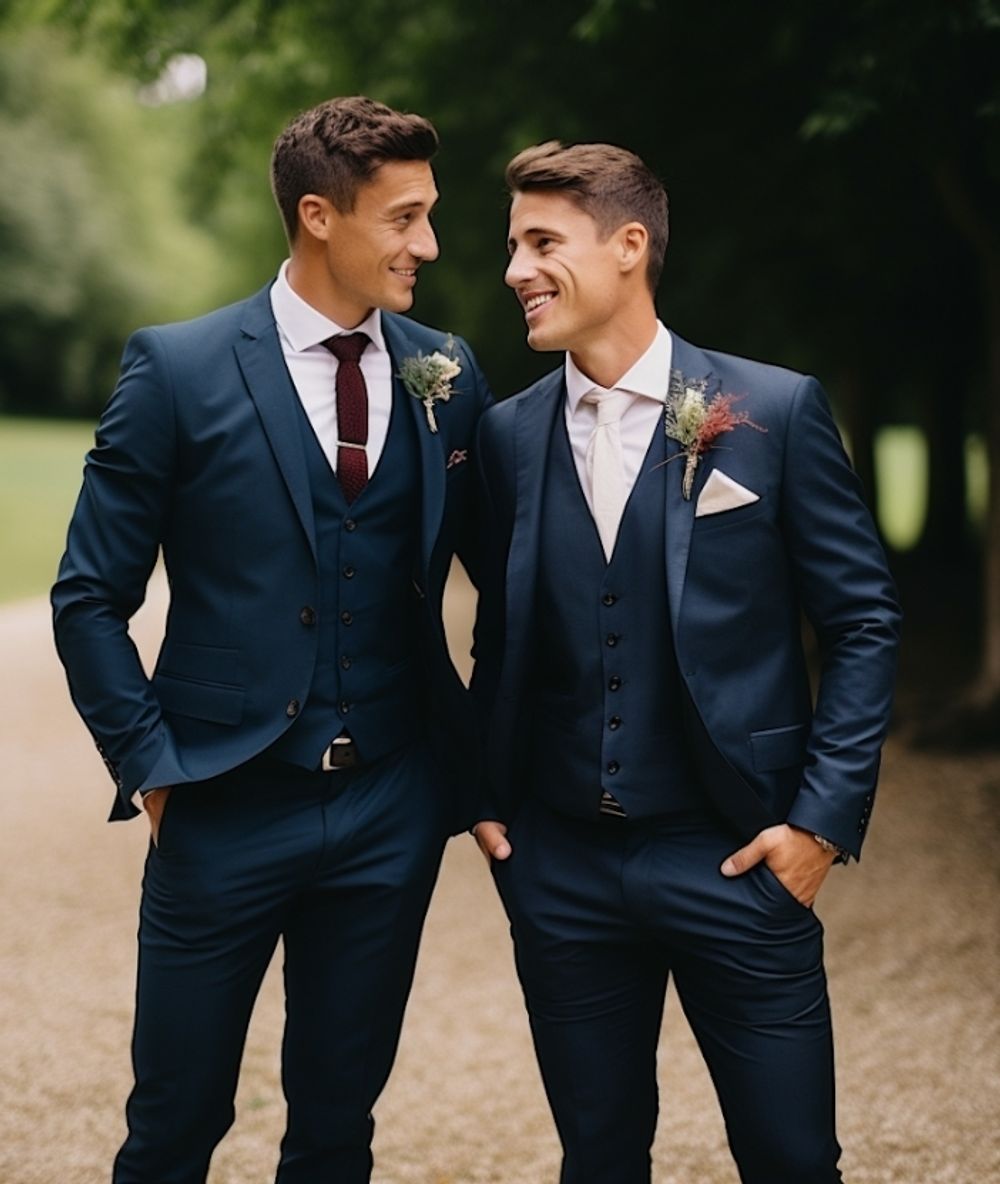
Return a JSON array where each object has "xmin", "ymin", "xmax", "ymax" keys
[{"xmin": 694, "ymin": 469, "xmax": 760, "ymax": 518}]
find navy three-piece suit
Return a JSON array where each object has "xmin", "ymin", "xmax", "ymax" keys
[
  {"xmin": 472, "ymin": 333, "xmax": 901, "ymax": 1183},
  {"xmin": 52, "ymin": 283, "xmax": 491, "ymax": 1182}
]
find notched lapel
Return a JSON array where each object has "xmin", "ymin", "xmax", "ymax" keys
[
  {"xmin": 505, "ymin": 373, "xmax": 564, "ymax": 656},
  {"xmin": 663, "ymin": 335, "xmax": 715, "ymax": 637},
  {"xmin": 382, "ymin": 317, "xmax": 445, "ymax": 575},
  {"xmin": 234, "ymin": 291, "xmax": 316, "ymax": 560}
]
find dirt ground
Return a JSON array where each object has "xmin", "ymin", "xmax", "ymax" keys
[{"xmin": 1, "ymin": 568, "xmax": 997, "ymax": 1183}]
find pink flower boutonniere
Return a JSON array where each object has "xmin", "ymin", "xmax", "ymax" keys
[{"xmin": 664, "ymin": 370, "xmax": 766, "ymax": 500}]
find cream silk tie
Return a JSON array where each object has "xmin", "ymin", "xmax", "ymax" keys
[{"xmin": 583, "ymin": 389, "xmax": 632, "ymax": 561}]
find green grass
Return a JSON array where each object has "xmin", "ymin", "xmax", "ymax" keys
[{"xmin": 0, "ymin": 416, "xmax": 96, "ymax": 603}]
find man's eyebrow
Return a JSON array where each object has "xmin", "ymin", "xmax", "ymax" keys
[
  {"xmin": 507, "ymin": 225, "xmax": 561, "ymax": 252},
  {"xmin": 386, "ymin": 194, "xmax": 440, "ymax": 214}
]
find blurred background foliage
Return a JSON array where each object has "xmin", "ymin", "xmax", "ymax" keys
[{"xmin": 1, "ymin": 0, "xmax": 999, "ymax": 736}]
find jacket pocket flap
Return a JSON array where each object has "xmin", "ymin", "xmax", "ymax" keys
[
  {"xmin": 154, "ymin": 672, "xmax": 244, "ymax": 726},
  {"xmin": 749, "ymin": 724, "xmax": 808, "ymax": 772}
]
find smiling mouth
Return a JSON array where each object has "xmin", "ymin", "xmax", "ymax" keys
[
  {"xmin": 391, "ymin": 267, "xmax": 418, "ymax": 280},
  {"xmin": 523, "ymin": 292, "xmax": 557, "ymax": 318}
]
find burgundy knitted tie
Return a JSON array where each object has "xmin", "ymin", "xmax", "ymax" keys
[{"xmin": 323, "ymin": 332, "xmax": 370, "ymax": 504}]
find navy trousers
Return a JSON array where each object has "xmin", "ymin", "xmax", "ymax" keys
[
  {"xmin": 493, "ymin": 798, "xmax": 842, "ymax": 1184},
  {"xmin": 112, "ymin": 744, "xmax": 448, "ymax": 1184}
]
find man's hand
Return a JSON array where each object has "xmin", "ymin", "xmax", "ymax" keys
[
  {"xmin": 721, "ymin": 823, "xmax": 835, "ymax": 908},
  {"xmin": 142, "ymin": 787, "xmax": 172, "ymax": 848},
  {"xmin": 473, "ymin": 820, "xmax": 511, "ymax": 864}
]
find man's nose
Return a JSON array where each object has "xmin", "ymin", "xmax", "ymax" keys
[
  {"xmin": 410, "ymin": 219, "xmax": 439, "ymax": 262},
  {"xmin": 504, "ymin": 247, "xmax": 534, "ymax": 288}
]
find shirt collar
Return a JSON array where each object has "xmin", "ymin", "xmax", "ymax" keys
[
  {"xmin": 564, "ymin": 321, "xmax": 673, "ymax": 414},
  {"xmin": 270, "ymin": 259, "xmax": 386, "ymax": 354}
]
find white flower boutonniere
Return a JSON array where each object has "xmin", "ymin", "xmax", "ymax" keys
[
  {"xmin": 399, "ymin": 335, "xmax": 462, "ymax": 433},
  {"xmin": 664, "ymin": 370, "xmax": 766, "ymax": 499}
]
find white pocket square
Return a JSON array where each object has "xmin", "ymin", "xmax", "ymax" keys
[{"xmin": 694, "ymin": 469, "xmax": 760, "ymax": 518}]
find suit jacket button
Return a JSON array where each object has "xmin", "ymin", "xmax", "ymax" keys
[
  {"xmin": 340, "ymin": 655, "xmax": 352, "ymax": 670},
  {"xmin": 606, "ymin": 633, "xmax": 620, "ymax": 647},
  {"xmin": 300, "ymin": 606, "xmax": 316, "ymax": 626},
  {"xmin": 343, "ymin": 566, "xmax": 356, "ymax": 579},
  {"xmin": 607, "ymin": 760, "xmax": 620, "ymax": 775},
  {"xmin": 608, "ymin": 675, "xmax": 622, "ymax": 691},
  {"xmin": 286, "ymin": 699, "xmax": 300, "ymax": 717},
  {"xmin": 608, "ymin": 715, "xmax": 622, "ymax": 730},
  {"xmin": 344, "ymin": 518, "xmax": 357, "ymax": 532},
  {"xmin": 602, "ymin": 593, "xmax": 617, "ymax": 607}
]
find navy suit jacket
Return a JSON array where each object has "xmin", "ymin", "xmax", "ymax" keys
[
  {"xmin": 53, "ymin": 283, "xmax": 492, "ymax": 826},
  {"xmin": 472, "ymin": 334, "xmax": 901, "ymax": 858}
]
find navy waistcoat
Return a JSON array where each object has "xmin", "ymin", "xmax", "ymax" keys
[
  {"xmin": 269, "ymin": 384, "xmax": 424, "ymax": 768},
  {"xmin": 527, "ymin": 413, "xmax": 704, "ymax": 820}
]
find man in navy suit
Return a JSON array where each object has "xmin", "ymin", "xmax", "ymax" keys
[
  {"xmin": 472, "ymin": 141, "xmax": 900, "ymax": 1183},
  {"xmin": 52, "ymin": 96, "xmax": 491, "ymax": 1183}
]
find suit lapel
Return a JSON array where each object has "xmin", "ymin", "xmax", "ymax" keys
[
  {"xmin": 663, "ymin": 333, "xmax": 715, "ymax": 636},
  {"xmin": 381, "ymin": 315, "xmax": 445, "ymax": 576},
  {"xmin": 234, "ymin": 285, "xmax": 317, "ymax": 561},
  {"xmin": 504, "ymin": 371, "xmax": 565, "ymax": 661}
]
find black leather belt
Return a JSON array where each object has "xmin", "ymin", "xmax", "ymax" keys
[{"xmin": 321, "ymin": 737, "xmax": 360, "ymax": 772}]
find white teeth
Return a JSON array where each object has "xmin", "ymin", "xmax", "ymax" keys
[
  {"xmin": 525, "ymin": 293, "xmax": 555, "ymax": 312},
  {"xmin": 392, "ymin": 269, "xmax": 416, "ymax": 276}
]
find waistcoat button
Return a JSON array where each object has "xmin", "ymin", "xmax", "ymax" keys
[
  {"xmin": 340, "ymin": 610, "xmax": 353, "ymax": 625},
  {"xmin": 342, "ymin": 566, "xmax": 356, "ymax": 579},
  {"xmin": 608, "ymin": 715, "xmax": 622, "ymax": 730},
  {"xmin": 608, "ymin": 675, "xmax": 622, "ymax": 691},
  {"xmin": 340, "ymin": 656, "xmax": 352, "ymax": 670},
  {"xmin": 607, "ymin": 760, "xmax": 620, "ymax": 775},
  {"xmin": 602, "ymin": 593, "xmax": 617, "ymax": 607},
  {"xmin": 606, "ymin": 633, "xmax": 619, "ymax": 647},
  {"xmin": 299, "ymin": 606, "xmax": 316, "ymax": 626}
]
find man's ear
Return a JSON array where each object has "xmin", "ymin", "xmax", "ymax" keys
[
  {"xmin": 616, "ymin": 221, "xmax": 649, "ymax": 277},
  {"xmin": 297, "ymin": 193, "xmax": 335, "ymax": 242}
]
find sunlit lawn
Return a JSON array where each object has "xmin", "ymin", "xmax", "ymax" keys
[{"xmin": 0, "ymin": 417, "xmax": 95, "ymax": 603}]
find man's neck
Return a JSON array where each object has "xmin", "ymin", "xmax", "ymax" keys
[
  {"xmin": 568, "ymin": 310, "xmax": 658, "ymax": 390},
  {"xmin": 285, "ymin": 256, "xmax": 372, "ymax": 330}
]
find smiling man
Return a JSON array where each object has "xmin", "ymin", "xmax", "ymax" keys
[
  {"xmin": 52, "ymin": 96, "xmax": 491, "ymax": 1184},
  {"xmin": 471, "ymin": 141, "xmax": 900, "ymax": 1182}
]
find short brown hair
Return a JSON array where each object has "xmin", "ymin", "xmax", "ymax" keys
[
  {"xmin": 505, "ymin": 141, "xmax": 669, "ymax": 293},
  {"xmin": 271, "ymin": 95, "xmax": 439, "ymax": 240}
]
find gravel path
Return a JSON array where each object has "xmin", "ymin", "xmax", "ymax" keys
[{"xmin": 1, "ymin": 569, "xmax": 997, "ymax": 1183}]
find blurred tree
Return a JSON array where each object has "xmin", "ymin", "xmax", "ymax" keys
[
  {"xmin": 16, "ymin": 0, "xmax": 1000, "ymax": 730},
  {"xmin": 0, "ymin": 26, "xmax": 227, "ymax": 414}
]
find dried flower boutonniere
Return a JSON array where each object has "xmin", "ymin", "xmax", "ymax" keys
[
  {"xmin": 664, "ymin": 371, "xmax": 766, "ymax": 499},
  {"xmin": 399, "ymin": 336, "xmax": 462, "ymax": 433}
]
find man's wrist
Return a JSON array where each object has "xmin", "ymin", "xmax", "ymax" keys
[{"xmin": 812, "ymin": 832, "xmax": 848, "ymax": 863}]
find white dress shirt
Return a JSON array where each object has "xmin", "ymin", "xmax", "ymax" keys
[
  {"xmin": 564, "ymin": 322, "xmax": 674, "ymax": 515},
  {"xmin": 269, "ymin": 260, "xmax": 393, "ymax": 474}
]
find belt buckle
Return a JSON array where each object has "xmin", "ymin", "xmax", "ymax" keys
[{"xmin": 322, "ymin": 736, "xmax": 357, "ymax": 772}]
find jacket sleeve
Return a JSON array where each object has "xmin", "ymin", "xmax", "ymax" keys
[
  {"xmin": 779, "ymin": 377, "xmax": 902, "ymax": 857},
  {"xmin": 51, "ymin": 328, "xmax": 184, "ymax": 816}
]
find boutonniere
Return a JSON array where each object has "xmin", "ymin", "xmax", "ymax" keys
[
  {"xmin": 664, "ymin": 370, "xmax": 766, "ymax": 499},
  {"xmin": 399, "ymin": 335, "xmax": 462, "ymax": 433}
]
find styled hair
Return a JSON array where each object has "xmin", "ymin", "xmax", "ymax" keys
[
  {"xmin": 505, "ymin": 140, "xmax": 669, "ymax": 293},
  {"xmin": 271, "ymin": 95, "xmax": 439, "ymax": 240}
]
